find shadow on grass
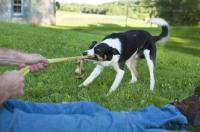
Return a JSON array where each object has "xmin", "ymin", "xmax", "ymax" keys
[
  {"xmin": 55, "ymin": 23, "xmax": 162, "ymax": 35},
  {"xmin": 165, "ymin": 41, "xmax": 200, "ymax": 57},
  {"xmin": 55, "ymin": 23, "xmax": 200, "ymax": 57}
]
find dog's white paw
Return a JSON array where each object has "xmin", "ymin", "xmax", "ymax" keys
[
  {"xmin": 106, "ymin": 90, "xmax": 114, "ymax": 96},
  {"xmin": 150, "ymin": 85, "xmax": 154, "ymax": 91},
  {"xmin": 79, "ymin": 84, "xmax": 84, "ymax": 87},
  {"xmin": 150, "ymin": 79, "xmax": 155, "ymax": 90},
  {"xmin": 129, "ymin": 79, "xmax": 137, "ymax": 83},
  {"xmin": 106, "ymin": 92, "xmax": 111, "ymax": 96},
  {"xmin": 79, "ymin": 83, "xmax": 89, "ymax": 87}
]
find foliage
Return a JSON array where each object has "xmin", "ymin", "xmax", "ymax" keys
[
  {"xmin": 0, "ymin": 21, "xmax": 200, "ymax": 131},
  {"xmin": 153, "ymin": 0, "xmax": 200, "ymax": 26},
  {"xmin": 58, "ymin": 1, "xmax": 147, "ymax": 19},
  {"xmin": 58, "ymin": 0, "xmax": 200, "ymax": 26}
]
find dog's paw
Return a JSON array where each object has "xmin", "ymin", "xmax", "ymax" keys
[
  {"xmin": 106, "ymin": 90, "xmax": 113, "ymax": 96},
  {"xmin": 106, "ymin": 91, "xmax": 111, "ymax": 96},
  {"xmin": 106, "ymin": 92, "xmax": 110, "ymax": 96},
  {"xmin": 79, "ymin": 83, "xmax": 88, "ymax": 87},
  {"xmin": 150, "ymin": 79, "xmax": 155, "ymax": 90},
  {"xmin": 150, "ymin": 86, "xmax": 154, "ymax": 91},
  {"xmin": 79, "ymin": 84, "xmax": 84, "ymax": 87},
  {"xmin": 129, "ymin": 79, "xmax": 137, "ymax": 83}
]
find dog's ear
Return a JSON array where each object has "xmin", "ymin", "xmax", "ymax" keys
[
  {"xmin": 106, "ymin": 48, "xmax": 120, "ymax": 60},
  {"xmin": 108, "ymin": 47, "xmax": 120, "ymax": 55},
  {"xmin": 89, "ymin": 41, "xmax": 97, "ymax": 49},
  {"xmin": 92, "ymin": 41, "xmax": 97, "ymax": 44}
]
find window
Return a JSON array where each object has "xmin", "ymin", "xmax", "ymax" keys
[{"xmin": 13, "ymin": 0, "xmax": 23, "ymax": 16}]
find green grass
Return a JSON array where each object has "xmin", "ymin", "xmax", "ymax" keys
[{"xmin": 0, "ymin": 20, "xmax": 200, "ymax": 131}]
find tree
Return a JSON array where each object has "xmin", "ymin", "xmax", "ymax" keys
[{"xmin": 154, "ymin": 0, "xmax": 200, "ymax": 26}]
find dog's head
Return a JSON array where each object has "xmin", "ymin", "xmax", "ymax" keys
[{"xmin": 82, "ymin": 41, "xmax": 120, "ymax": 61}]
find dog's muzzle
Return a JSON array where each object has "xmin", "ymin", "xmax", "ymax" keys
[
  {"xmin": 82, "ymin": 52, "xmax": 96, "ymax": 60},
  {"xmin": 90, "ymin": 55, "xmax": 104, "ymax": 61}
]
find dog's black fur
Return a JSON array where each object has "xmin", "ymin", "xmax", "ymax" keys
[{"xmin": 92, "ymin": 28, "xmax": 167, "ymax": 68}]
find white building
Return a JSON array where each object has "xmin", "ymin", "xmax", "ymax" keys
[{"xmin": 0, "ymin": 0, "xmax": 56, "ymax": 25}]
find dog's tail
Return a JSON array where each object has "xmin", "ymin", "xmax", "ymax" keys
[{"xmin": 146, "ymin": 18, "xmax": 169, "ymax": 45}]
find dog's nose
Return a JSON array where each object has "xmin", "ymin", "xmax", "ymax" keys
[{"xmin": 82, "ymin": 52, "xmax": 88, "ymax": 56}]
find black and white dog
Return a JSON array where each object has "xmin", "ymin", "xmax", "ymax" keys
[{"xmin": 79, "ymin": 18, "xmax": 169, "ymax": 95}]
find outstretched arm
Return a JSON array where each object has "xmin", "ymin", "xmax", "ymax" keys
[{"xmin": 0, "ymin": 48, "xmax": 49, "ymax": 72}]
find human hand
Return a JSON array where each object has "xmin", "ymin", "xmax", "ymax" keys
[
  {"xmin": 18, "ymin": 53, "xmax": 49, "ymax": 72},
  {"xmin": 0, "ymin": 70, "xmax": 24, "ymax": 105}
]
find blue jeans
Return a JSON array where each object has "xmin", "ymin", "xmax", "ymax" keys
[{"xmin": 0, "ymin": 99, "xmax": 188, "ymax": 132}]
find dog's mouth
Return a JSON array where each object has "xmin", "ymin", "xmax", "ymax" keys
[
  {"xmin": 85, "ymin": 55, "xmax": 95, "ymax": 61},
  {"xmin": 86, "ymin": 54, "xmax": 104, "ymax": 61},
  {"xmin": 88, "ymin": 55, "xmax": 95, "ymax": 60}
]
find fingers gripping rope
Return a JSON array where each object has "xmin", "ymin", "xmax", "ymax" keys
[{"xmin": 19, "ymin": 55, "xmax": 93, "ymax": 77}]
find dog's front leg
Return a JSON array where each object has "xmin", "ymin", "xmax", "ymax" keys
[
  {"xmin": 79, "ymin": 65, "xmax": 104, "ymax": 87},
  {"xmin": 144, "ymin": 49, "xmax": 155, "ymax": 90},
  {"xmin": 107, "ymin": 64, "xmax": 125, "ymax": 95}
]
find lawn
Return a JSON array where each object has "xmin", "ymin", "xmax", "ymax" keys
[{"xmin": 0, "ymin": 17, "xmax": 200, "ymax": 131}]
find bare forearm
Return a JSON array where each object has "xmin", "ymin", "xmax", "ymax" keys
[
  {"xmin": 0, "ymin": 48, "xmax": 49, "ymax": 69},
  {"xmin": 0, "ymin": 76, "xmax": 10, "ymax": 106},
  {"xmin": 0, "ymin": 48, "xmax": 27, "ymax": 67},
  {"xmin": 0, "ymin": 91, "xmax": 8, "ymax": 106}
]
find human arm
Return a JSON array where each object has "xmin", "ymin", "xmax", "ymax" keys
[
  {"xmin": 0, "ymin": 48, "xmax": 49, "ymax": 106},
  {"xmin": 0, "ymin": 48, "xmax": 49, "ymax": 72},
  {"xmin": 0, "ymin": 70, "xmax": 24, "ymax": 106}
]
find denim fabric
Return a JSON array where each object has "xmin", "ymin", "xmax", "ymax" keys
[{"xmin": 0, "ymin": 99, "xmax": 188, "ymax": 132}]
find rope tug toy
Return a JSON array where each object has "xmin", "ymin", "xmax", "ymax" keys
[{"xmin": 19, "ymin": 55, "xmax": 93, "ymax": 77}]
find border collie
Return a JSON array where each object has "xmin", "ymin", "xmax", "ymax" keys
[{"xmin": 79, "ymin": 18, "xmax": 169, "ymax": 95}]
